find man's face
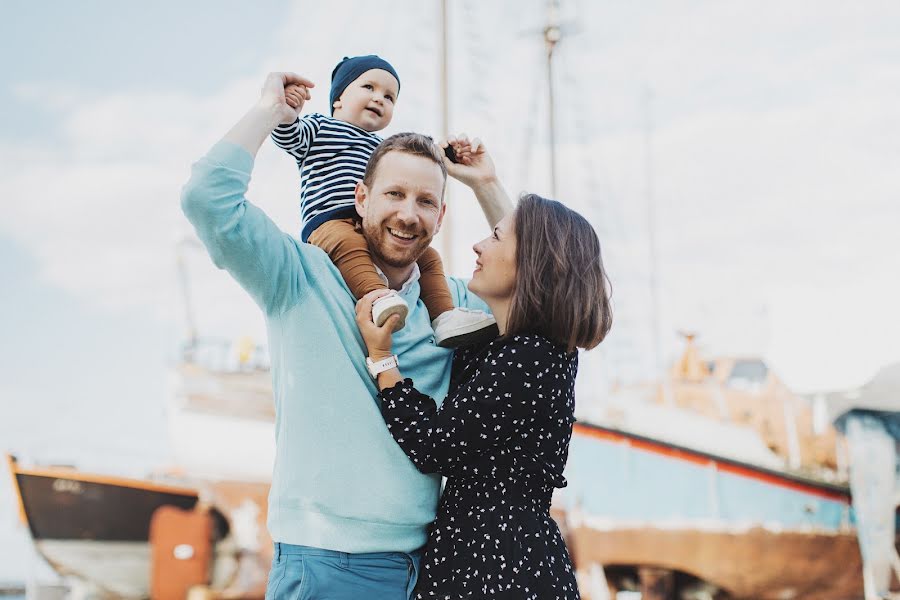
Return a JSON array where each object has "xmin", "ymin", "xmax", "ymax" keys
[{"xmin": 355, "ymin": 151, "xmax": 446, "ymax": 269}]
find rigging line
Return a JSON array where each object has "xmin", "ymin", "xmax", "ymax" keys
[
  {"xmin": 438, "ymin": 0, "xmax": 453, "ymax": 270},
  {"xmin": 554, "ymin": 6, "xmax": 590, "ymax": 207},
  {"xmin": 563, "ymin": 46, "xmax": 589, "ymax": 190},
  {"xmin": 516, "ymin": 42, "xmax": 543, "ymax": 196},
  {"xmin": 643, "ymin": 87, "xmax": 664, "ymax": 379},
  {"xmin": 176, "ymin": 238, "xmax": 204, "ymax": 357},
  {"xmin": 557, "ymin": 37, "xmax": 585, "ymax": 206},
  {"xmin": 511, "ymin": 0, "xmax": 559, "ymax": 196},
  {"xmin": 552, "ymin": 4, "xmax": 643, "ymax": 381},
  {"xmin": 560, "ymin": 33, "xmax": 621, "ymax": 239},
  {"xmin": 461, "ymin": 0, "xmax": 491, "ymax": 122}
]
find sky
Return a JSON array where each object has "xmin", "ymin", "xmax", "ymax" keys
[{"xmin": 1, "ymin": 0, "xmax": 899, "ymax": 584}]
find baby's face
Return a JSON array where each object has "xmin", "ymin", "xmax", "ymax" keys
[{"xmin": 333, "ymin": 69, "xmax": 399, "ymax": 132}]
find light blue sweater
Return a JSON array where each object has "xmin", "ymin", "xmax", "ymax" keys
[{"xmin": 181, "ymin": 141, "xmax": 489, "ymax": 553}]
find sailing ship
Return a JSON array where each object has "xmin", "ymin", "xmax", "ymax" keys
[{"xmin": 558, "ymin": 334, "xmax": 899, "ymax": 599}]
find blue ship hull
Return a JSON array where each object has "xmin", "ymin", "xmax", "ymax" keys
[
  {"xmin": 565, "ymin": 422, "xmax": 852, "ymax": 530},
  {"xmin": 558, "ymin": 422, "xmax": 871, "ymax": 599}
]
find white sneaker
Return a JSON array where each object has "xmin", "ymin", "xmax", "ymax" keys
[
  {"xmin": 432, "ymin": 308, "xmax": 499, "ymax": 348},
  {"xmin": 372, "ymin": 292, "xmax": 409, "ymax": 331}
]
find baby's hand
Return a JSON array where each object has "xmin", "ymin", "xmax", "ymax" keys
[
  {"xmin": 440, "ymin": 134, "xmax": 496, "ymax": 188},
  {"xmin": 445, "ymin": 135, "xmax": 482, "ymax": 166},
  {"xmin": 284, "ymin": 84, "xmax": 309, "ymax": 110}
]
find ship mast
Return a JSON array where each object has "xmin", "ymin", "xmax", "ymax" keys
[
  {"xmin": 176, "ymin": 239, "xmax": 199, "ymax": 360},
  {"xmin": 643, "ymin": 89, "xmax": 663, "ymax": 379},
  {"xmin": 544, "ymin": 0, "xmax": 562, "ymax": 198},
  {"xmin": 438, "ymin": 0, "xmax": 453, "ymax": 271}
]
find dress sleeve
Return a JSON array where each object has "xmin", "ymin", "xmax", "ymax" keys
[
  {"xmin": 379, "ymin": 339, "xmax": 549, "ymax": 476},
  {"xmin": 270, "ymin": 114, "xmax": 321, "ymax": 162}
]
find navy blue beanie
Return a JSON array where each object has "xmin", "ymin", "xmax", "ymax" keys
[{"xmin": 330, "ymin": 55, "xmax": 400, "ymax": 115}]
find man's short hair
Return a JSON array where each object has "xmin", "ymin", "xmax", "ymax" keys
[{"xmin": 362, "ymin": 133, "xmax": 448, "ymax": 197}]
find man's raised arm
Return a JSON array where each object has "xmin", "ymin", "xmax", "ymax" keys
[
  {"xmin": 440, "ymin": 135, "xmax": 514, "ymax": 228},
  {"xmin": 180, "ymin": 73, "xmax": 316, "ymax": 315},
  {"xmin": 224, "ymin": 72, "xmax": 313, "ymax": 157}
]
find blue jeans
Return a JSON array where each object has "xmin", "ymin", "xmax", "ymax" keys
[{"xmin": 264, "ymin": 542, "xmax": 422, "ymax": 600}]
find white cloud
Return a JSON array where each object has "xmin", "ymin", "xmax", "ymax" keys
[{"xmin": 0, "ymin": 78, "xmax": 298, "ymax": 338}]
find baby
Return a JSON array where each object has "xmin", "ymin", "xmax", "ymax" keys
[{"xmin": 272, "ymin": 55, "xmax": 496, "ymax": 347}]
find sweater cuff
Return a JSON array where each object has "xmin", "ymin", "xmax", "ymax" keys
[
  {"xmin": 380, "ymin": 377, "xmax": 416, "ymax": 397},
  {"xmin": 274, "ymin": 117, "xmax": 301, "ymax": 131},
  {"xmin": 206, "ymin": 140, "xmax": 255, "ymax": 175}
]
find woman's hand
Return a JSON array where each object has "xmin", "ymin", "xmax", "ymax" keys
[{"xmin": 355, "ymin": 289, "xmax": 400, "ymax": 359}]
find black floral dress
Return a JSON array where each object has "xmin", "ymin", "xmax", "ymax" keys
[{"xmin": 380, "ymin": 334, "xmax": 580, "ymax": 600}]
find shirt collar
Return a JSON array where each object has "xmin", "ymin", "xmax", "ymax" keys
[{"xmin": 374, "ymin": 263, "xmax": 421, "ymax": 296}]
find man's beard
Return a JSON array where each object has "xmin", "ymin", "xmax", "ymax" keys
[{"xmin": 362, "ymin": 219, "xmax": 433, "ymax": 269}]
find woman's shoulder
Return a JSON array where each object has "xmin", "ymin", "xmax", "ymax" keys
[
  {"xmin": 497, "ymin": 333, "xmax": 570, "ymax": 357},
  {"xmin": 483, "ymin": 334, "xmax": 577, "ymax": 375},
  {"xmin": 455, "ymin": 333, "xmax": 574, "ymax": 372}
]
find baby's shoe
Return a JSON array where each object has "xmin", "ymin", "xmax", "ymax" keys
[
  {"xmin": 433, "ymin": 308, "xmax": 499, "ymax": 348},
  {"xmin": 372, "ymin": 292, "xmax": 409, "ymax": 331}
]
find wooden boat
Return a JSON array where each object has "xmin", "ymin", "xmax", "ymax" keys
[
  {"xmin": 6, "ymin": 453, "xmax": 271, "ymax": 599},
  {"xmin": 3, "ymin": 261, "xmax": 279, "ymax": 598}
]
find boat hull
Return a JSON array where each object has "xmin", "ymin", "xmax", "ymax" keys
[
  {"xmin": 6, "ymin": 460, "xmax": 256, "ymax": 598},
  {"xmin": 36, "ymin": 540, "xmax": 164, "ymax": 598},
  {"xmin": 562, "ymin": 422, "xmax": 867, "ymax": 598},
  {"xmin": 569, "ymin": 525, "xmax": 863, "ymax": 599},
  {"xmin": 14, "ymin": 470, "xmax": 199, "ymax": 542}
]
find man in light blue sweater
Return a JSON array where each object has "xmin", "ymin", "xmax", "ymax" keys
[{"xmin": 181, "ymin": 72, "xmax": 512, "ymax": 599}]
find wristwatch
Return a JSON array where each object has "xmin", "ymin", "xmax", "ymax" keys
[{"xmin": 366, "ymin": 355, "xmax": 399, "ymax": 379}]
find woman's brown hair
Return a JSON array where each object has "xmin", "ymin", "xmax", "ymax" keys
[{"xmin": 505, "ymin": 194, "xmax": 612, "ymax": 351}]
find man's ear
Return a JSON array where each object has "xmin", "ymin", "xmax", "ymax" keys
[
  {"xmin": 433, "ymin": 198, "xmax": 448, "ymax": 234},
  {"xmin": 354, "ymin": 181, "xmax": 368, "ymax": 219}
]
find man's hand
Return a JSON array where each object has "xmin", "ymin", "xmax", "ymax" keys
[
  {"xmin": 439, "ymin": 134, "xmax": 497, "ymax": 190},
  {"xmin": 221, "ymin": 73, "xmax": 315, "ymax": 156},
  {"xmin": 259, "ymin": 72, "xmax": 314, "ymax": 125},
  {"xmin": 355, "ymin": 290, "xmax": 400, "ymax": 360}
]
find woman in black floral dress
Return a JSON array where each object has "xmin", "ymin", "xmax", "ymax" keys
[{"xmin": 356, "ymin": 143, "xmax": 612, "ymax": 600}]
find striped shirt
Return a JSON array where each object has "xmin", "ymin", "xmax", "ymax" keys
[{"xmin": 272, "ymin": 114, "xmax": 382, "ymax": 242}]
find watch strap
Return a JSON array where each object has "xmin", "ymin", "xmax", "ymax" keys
[{"xmin": 366, "ymin": 355, "xmax": 399, "ymax": 379}]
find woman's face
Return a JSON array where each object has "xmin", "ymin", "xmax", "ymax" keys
[{"xmin": 469, "ymin": 213, "xmax": 517, "ymax": 303}]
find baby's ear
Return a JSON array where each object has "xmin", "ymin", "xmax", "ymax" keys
[{"xmin": 332, "ymin": 99, "xmax": 342, "ymax": 110}]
